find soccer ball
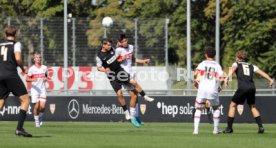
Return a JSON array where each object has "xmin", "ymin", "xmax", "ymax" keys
[{"xmin": 102, "ymin": 16, "xmax": 113, "ymax": 28}]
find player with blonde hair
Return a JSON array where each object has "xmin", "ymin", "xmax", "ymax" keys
[{"xmin": 26, "ymin": 52, "xmax": 48, "ymax": 127}]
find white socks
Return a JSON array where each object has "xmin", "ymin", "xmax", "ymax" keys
[
  {"xmin": 34, "ymin": 115, "xmax": 40, "ymax": 127},
  {"xmin": 213, "ymin": 109, "xmax": 220, "ymax": 131},
  {"xmin": 130, "ymin": 107, "xmax": 136, "ymax": 119},
  {"xmin": 194, "ymin": 109, "xmax": 202, "ymax": 131}
]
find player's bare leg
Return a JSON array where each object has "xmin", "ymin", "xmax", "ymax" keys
[
  {"xmin": 249, "ymin": 104, "xmax": 264, "ymax": 133},
  {"xmin": 0, "ymin": 99, "xmax": 5, "ymax": 110},
  {"xmin": 128, "ymin": 90, "xmax": 140, "ymax": 128},
  {"xmin": 38, "ymin": 100, "xmax": 46, "ymax": 126},
  {"xmin": 116, "ymin": 90, "xmax": 130, "ymax": 120},
  {"xmin": 134, "ymin": 97, "xmax": 144, "ymax": 125},
  {"xmin": 33, "ymin": 102, "xmax": 40, "ymax": 127},
  {"xmin": 223, "ymin": 101, "xmax": 236, "ymax": 134},
  {"xmin": 205, "ymin": 100, "xmax": 213, "ymax": 124},
  {"xmin": 15, "ymin": 94, "xmax": 32, "ymax": 137},
  {"xmin": 128, "ymin": 90, "xmax": 144, "ymax": 125},
  {"xmin": 129, "ymin": 79, "xmax": 154, "ymax": 102}
]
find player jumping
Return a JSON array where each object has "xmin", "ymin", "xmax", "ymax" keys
[
  {"xmin": 116, "ymin": 34, "xmax": 155, "ymax": 103},
  {"xmin": 96, "ymin": 38, "xmax": 141, "ymax": 128}
]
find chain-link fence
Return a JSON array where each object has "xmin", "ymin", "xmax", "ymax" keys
[
  {"xmin": 0, "ymin": 17, "xmax": 275, "ymax": 95},
  {"xmin": 0, "ymin": 17, "xmax": 168, "ymax": 67}
]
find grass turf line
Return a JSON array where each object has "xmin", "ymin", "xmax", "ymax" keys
[{"xmin": 0, "ymin": 122, "xmax": 275, "ymax": 148}]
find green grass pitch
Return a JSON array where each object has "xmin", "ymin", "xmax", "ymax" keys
[{"xmin": 0, "ymin": 121, "xmax": 276, "ymax": 148}]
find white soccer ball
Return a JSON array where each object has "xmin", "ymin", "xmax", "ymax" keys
[{"xmin": 102, "ymin": 16, "xmax": 113, "ymax": 28}]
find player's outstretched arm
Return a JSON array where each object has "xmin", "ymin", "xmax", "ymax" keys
[
  {"xmin": 97, "ymin": 66, "xmax": 110, "ymax": 73},
  {"xmin": 255, "ymin": 69, "xmax": 274, "ymax": 87},
  {"xmin": 135, "ymin": 58, "xmax": 150, "ymax": 64}
]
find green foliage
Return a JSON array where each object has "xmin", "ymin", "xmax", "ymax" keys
[
  {"xmin": 0, "ymin": 0, "xmax": 275, "ymax": 77},
  {"xmin": 221, "ymin": 0, "xmax": 276, "ymax": 77}
]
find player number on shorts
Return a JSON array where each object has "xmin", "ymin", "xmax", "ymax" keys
[
  {"xmin": 1, "ymin": 46, "xmax": 8, "ymax": 61},
  {"xmin": 242, "ymin": 64, "xmax": 250, "ymax": 76}
]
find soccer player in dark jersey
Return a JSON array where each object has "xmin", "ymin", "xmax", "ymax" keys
[
  {"xmin": 96, "ymin": 38, "xmax": 141, "ymax": 128},
  {"xmin": 223, "ymin": 50, "xmax": 274, "ymax": 134},
  {"xmin": 0, "ymin": 26, "xmax": 32, "ymax": 137}
]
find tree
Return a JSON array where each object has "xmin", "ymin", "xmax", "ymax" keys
[{"xmin": 220, "ymin": 0, "xmax": 276, "ymax": 77}]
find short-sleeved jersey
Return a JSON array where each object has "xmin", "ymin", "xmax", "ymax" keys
[
  {"xmin": 0, "ymin": 40, "xmax": 22, "ymax": 80},
  {"xmin": 116, "ymin": 44, "xmax": 134, "ymax": 74},
  {"xmin": 196, "ymin": 60, "xmax": 224, "ymax": 100},
  {"xmin": 96, "ymin": 47, "xmax": 122, "ymax": 73},
  {"xmin": 232, "ymin": 62, "xmax": 258, "ymax": 90},
  {"xmin": 27, "ymin": 65, "xmax": 48, "ymax": 92}
]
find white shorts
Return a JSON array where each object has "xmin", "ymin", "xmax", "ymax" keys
[
  {"xmin": 195, "ymin": 98, "xmax": 220, "ymax": 109},
  {"xmin": 122, "ymin": 83, "xmax": 135, "ymax": 91},
  {"xmin": 129, "ymin": 71, "xmax": 136, "ymax": 80},
  {"xmin": 31, "ymin": 89, "xmax": 47, "ymax": 103}
]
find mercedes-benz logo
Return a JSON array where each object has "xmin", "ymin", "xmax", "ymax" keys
[{"xmin": 68, "ymin": 99, "xmax": 80, "ymax": 119}]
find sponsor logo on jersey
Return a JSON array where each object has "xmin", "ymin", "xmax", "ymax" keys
[{"xmin": 106, "ymin": 55, "xmax": 117, "ymax": 64}]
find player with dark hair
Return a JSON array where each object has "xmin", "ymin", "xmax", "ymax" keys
[
  {"xmin": 223, "ymin": 50, "xmax": 274, "ymax": 134},
  {"xmin": 96, "ymin": 38, "xmax": 141, "ymax": 128},
  {"xmin": 116, "ymin": 34, "xmax": 155, "ymax": 124},
  {"xmin": 193, "ymin": 47, "xmax": 224, "ymax": 134},
  {"xmin": 116, "ymin": 34, "xmax": 154, "ymax": 102},
  {"xmin": 26, "ymin": 52, "xmax": 48, "ymax": 127},
  {"xmin": 0, "ymin": 26, "xmax": 32, "ymax": 137}
]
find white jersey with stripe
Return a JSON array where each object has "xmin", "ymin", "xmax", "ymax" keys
[
  {"xmin": 116, "ymin": 44, "xmax": 134, "ymax": 74},
  {"xmin": 27, "ymin": 65, "xmax": 48, "ymax": 93},
  {"xmin": 195, "ymin": 60, "xmax": 223, "ymax": 100}
]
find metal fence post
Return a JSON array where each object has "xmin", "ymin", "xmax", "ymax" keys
[
  {"xmin": 72, "ymin": 18, "xmax": 76, "ymax": 66},
  {"xmin": 64, "ymin": 0, "xmax": 68, "ymax": 94},
  {"xmin": 40, "ymin": 18, "xmax": 44, "ymax": 64},
  {"xmin": 134, "ymin": 18, "xmax": 138, "ymax": 66},
  {"xmin": 7, "ymin": 17, "xmax": 11, "ymax": 25},
  {"xmin": 165, "ymin": 18, "xmax": 170, "ymax": 92},
  {"xmin": 187, "ymin": 0, "xmax": 192, "ymax": 95}
]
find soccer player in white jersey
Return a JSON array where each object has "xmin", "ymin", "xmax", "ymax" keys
[
  {"xmin": 193, "ymin": 47, "xmax": 224, "ymax": 134},
  {"xmin": 116, "ymin": 34, "xmax": 155, "ymax": 124},
  {"xmin": 26, "ymin": 53, "xmax": 48, "ymax": 127},
  {"xmin": 116, "ymin": 34, "xmax": 154, "ymax": 103}
]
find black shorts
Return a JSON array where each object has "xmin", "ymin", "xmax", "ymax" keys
[
  {"xmin": 0, "ymin": 74, "xmax": 28, "ymax": 100},
  {"xmin": 107, "ymin": 70, "xmax": 130, "ymax": 93},
  {"xmin": 109, "ymin": 79, "xmax": 122, "ymax": 93},
  {"xmin": 232, "ymin": 88, "xmax": 256, "ymax": 105}
]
